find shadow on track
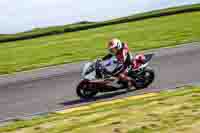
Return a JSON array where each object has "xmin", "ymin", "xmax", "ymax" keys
[{"xmin": 60, "ymin": 90, "xmax": 132, "ymax": 107}]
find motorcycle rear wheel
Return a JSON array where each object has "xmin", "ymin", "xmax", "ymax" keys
[{"xmin": 134, "ymin": 67, "xmax": 155, "ymax": 89}]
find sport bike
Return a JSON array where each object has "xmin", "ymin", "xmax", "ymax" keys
[{"xmin": 76, "ymin": 53, "xmax": 155, "ymax": 99}]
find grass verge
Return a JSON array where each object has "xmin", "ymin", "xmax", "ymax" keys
[
  {"xmin": 1, "ymin": 10, "xmax": 200, "ymax": 74},
  {"xmin": 0, "ymin": 86, "xmax": 200, "ymax": 133}
]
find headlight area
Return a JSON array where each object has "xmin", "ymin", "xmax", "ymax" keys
[{"xmin": 81, "ymin": 63, "xmax": 95, "ymax": 77}]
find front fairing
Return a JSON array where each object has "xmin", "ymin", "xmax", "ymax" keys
[{"xmin": 81, "ymin": 62, "xmax": 96, "ymax": 80}]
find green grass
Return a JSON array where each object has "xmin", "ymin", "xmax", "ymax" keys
[
  {"xmin": 0, "ymin": 86, "xmax": 200, "ymax": 133},
  {"xmin": 0, "ymin": 10, "xmax": 200, "ymax": 74},
  {"xmin": 0, "ymin": 21, "xmax": 96, "ymax": 42}
]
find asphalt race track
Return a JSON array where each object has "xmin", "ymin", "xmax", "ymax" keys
[{"xmin": 0, "ymin": 42, "xmax": 200, "ymax": 120}]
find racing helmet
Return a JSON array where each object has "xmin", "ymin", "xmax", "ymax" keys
[{"xmin": 107, "ymin": 38, "xmax": 122, "ymax": 54}]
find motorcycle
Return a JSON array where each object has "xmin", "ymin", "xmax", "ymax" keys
[{"xmin": 76, "ymin": 53, "xmax": 155, "ymax": 99}]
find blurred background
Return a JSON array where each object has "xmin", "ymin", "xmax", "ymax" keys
[{"xmin": 0, "ymin": 0, "xmax": 200, "ymax": 34}]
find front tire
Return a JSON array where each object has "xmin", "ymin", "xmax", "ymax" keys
[{"xmin": 76, "ymin": 80, "xmax": 98, "ymax": 99}]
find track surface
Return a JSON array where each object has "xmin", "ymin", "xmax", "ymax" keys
[{"xmin": 0, "ymin": 42, "xmax": 200, "ymax": 120}]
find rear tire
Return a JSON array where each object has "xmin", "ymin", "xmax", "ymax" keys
[
  {"xmin": 135, "ymin": 67, "xmax": 155, "ymax": 89},
  {"xmin": 76, "ymin": 80, "xmax": 98, "ymax": 99}
]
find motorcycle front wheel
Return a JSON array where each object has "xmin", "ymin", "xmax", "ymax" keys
[{"xmin": 76, "ymin": 80, "xmax": 98, "ymax": 99}]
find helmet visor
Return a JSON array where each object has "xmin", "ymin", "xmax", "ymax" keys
[{"xmin": 109, "ymin": 48, "xmax": 118, "ymax": 55}]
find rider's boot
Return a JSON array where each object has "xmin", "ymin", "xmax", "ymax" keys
[
  {"xmin": 126, "ymin": 78, "xmax": 136, "ymax": 91},
  {"xmin": 118, "ymin": 73, "xmax": 135, "ymax": 91}
]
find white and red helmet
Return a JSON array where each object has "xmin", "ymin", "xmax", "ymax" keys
[{"xmin": 108, "ymin": 38, "xmax": 122, "ymax": 51}]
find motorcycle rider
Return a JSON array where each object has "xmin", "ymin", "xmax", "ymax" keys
[{"xmin": 102, "ymin": 38, "xmax": 135, "ymax": 88}]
